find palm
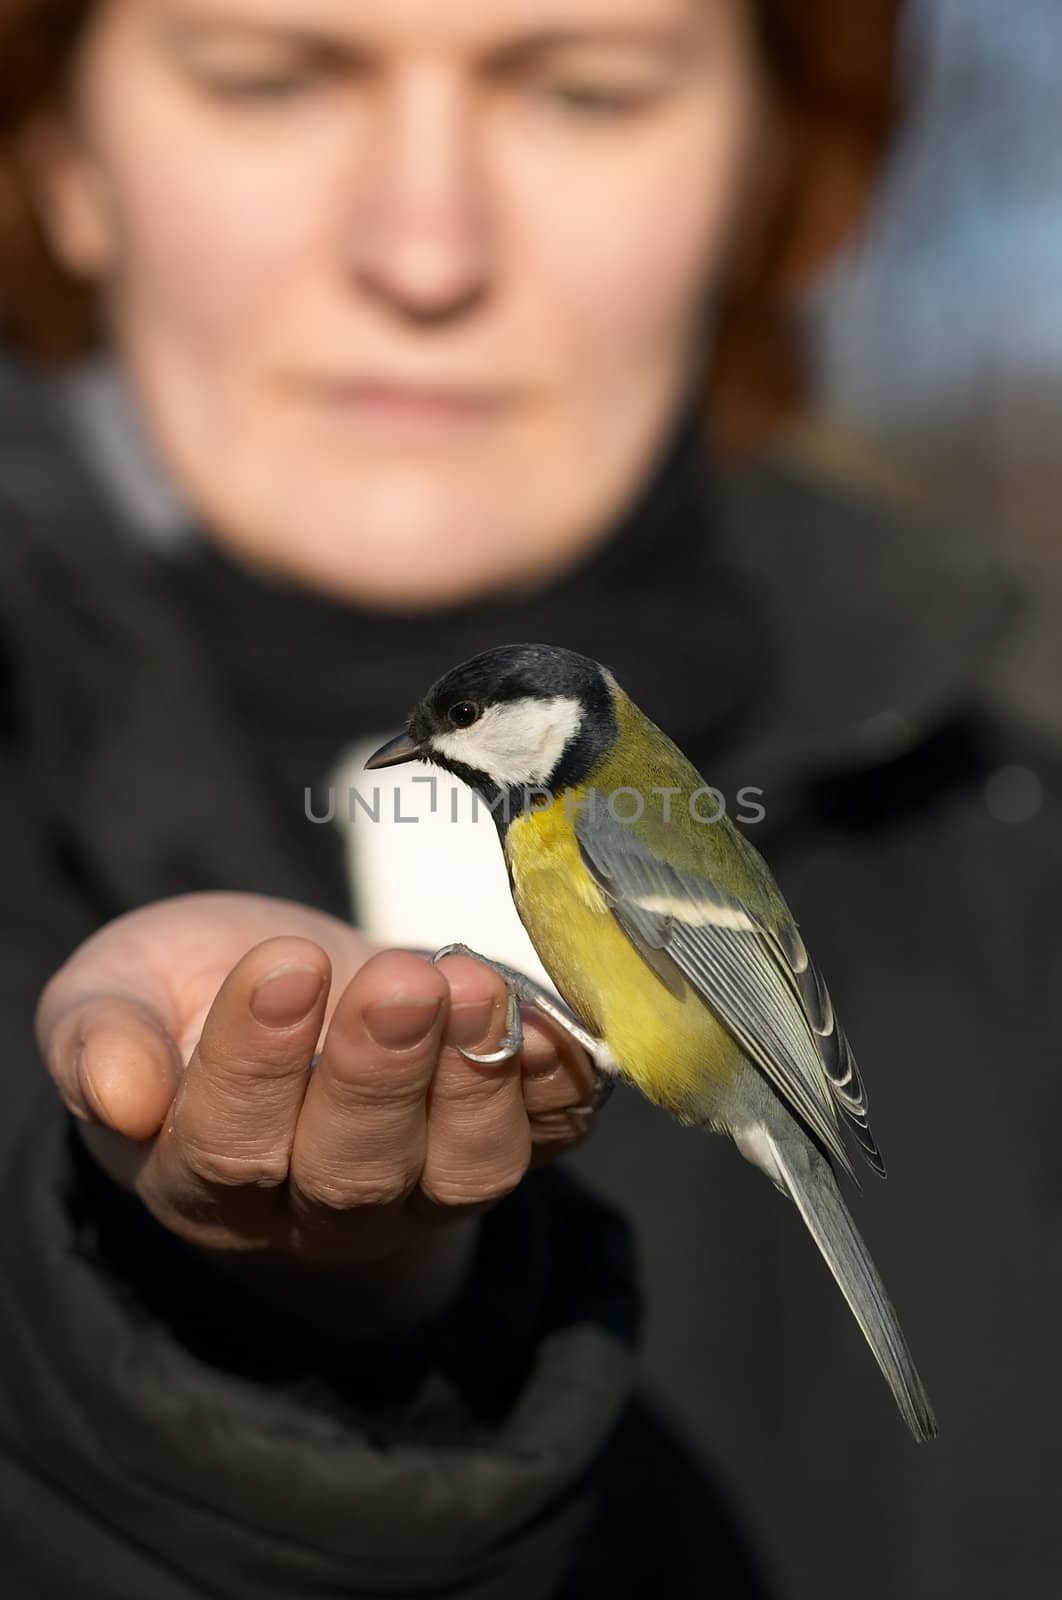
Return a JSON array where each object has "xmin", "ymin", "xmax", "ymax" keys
[{"xmin": 36, "ymin": 892, "xmax": 596, "ymax": 1293}]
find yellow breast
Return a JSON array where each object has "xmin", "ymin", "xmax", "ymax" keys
[{"xmin": 504, "ymin": 790, "xmax": 741, "ymax": 1120}]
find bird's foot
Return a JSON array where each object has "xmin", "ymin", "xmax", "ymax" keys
[
  {"xmin": 564, "ymin": 1070, "xmax": 616, "ymax": 1117},
  {"xmin": 429, "ymin": 943, "xmax": 614, "ymax": 1113}
]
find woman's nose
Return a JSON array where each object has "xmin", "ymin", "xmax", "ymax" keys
[{"xmin": 347, "ymin": 73, "xmax": 491, "ymax": 323}]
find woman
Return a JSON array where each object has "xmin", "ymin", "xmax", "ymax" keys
[{"xmin": 2, "ymin": 2, "xmax": 1059, "ymax": 1597}]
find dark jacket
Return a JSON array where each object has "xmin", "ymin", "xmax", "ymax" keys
[
  {"xmin": 573, "ymin": 475, "xmax": 1062, "ymax": 1597},
  {"xmin": 0, "ymin": 363, "xmax": 769, "ymax": 1599},
  {"xmin": 1, "ymin": 354, "xmax": 1059, "ymax": 1599}
]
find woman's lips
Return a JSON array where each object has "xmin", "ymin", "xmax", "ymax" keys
[{"xmin": 308, "ymin": 377, "xmax": 511, "ymax": 430}]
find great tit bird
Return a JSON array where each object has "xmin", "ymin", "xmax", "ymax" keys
[{"xmin": 366, "ymin": 642, "xmax": 937, "ymax": 1442}]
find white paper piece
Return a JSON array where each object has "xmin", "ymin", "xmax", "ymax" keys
[{"xmin": 328, "ymin": 737, "xmax": 555, "ymax": 992}]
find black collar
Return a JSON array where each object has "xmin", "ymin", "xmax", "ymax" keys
[{"xmin": 0, "ymin": 354, "xmax": 1023, "ymax": 827}]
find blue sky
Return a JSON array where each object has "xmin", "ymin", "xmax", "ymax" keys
[{"xmin": 812, "ymin": 0, "xmax": 1062, "ymax": 422}]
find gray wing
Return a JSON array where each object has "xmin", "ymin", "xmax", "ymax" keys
[
  {"xmin": 575, "ymin": 806, "xmax": 885, "ymax": 1181},
  {"xmin": 770, "ymin": 918, "xmax": 885, "ymax": 1177}
]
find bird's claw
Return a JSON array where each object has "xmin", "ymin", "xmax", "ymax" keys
[
  {"xmin": 455, "ymin": 985, "xmax": 524, "ymax": 1064},
  {"xmin": 430, "ymin": 942, "xmax": 525, "ymax": 1063},
  {"xmin": 429, "ymin": 945, "xmax": 615, "ymax": 1116},
  {"xmin": 567, "ymin": 1071, "xmax": 616, "ymax": 1117}
]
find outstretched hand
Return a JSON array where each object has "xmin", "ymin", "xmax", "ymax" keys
[{"xmin": 36, "ymin": 892, "xmax": 598, "ymax": 1327}]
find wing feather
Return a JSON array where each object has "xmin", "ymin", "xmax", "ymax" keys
[{"xmin": 576, "ymin": 804, "xmax": 884, "ymax": 1179}]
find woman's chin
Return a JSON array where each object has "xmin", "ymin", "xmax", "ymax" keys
[
  {"xmin": 215, "ymin": 517, "xmax": 546, "ymax": 613},
  {"xmin": 203, "ymin": 473, "xmax": 593, "ymax": 608}
]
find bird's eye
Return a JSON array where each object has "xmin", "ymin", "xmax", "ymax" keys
[{"xmin": 448, "ymin": 701, "xmax": 480, "ymax": 729}]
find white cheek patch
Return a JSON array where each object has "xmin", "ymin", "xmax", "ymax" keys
[{"xmin": 431, "ymin": 696, "xmax": 583, "ymax": 788}]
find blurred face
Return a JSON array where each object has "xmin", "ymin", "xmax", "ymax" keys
[{"xmin": 33, "ymin": 0, "xmax": 763, "ymax": 608}]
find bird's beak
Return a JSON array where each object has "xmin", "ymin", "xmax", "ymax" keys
[{"xmin": 364, "ymin": 730, "xmax": 423, "ymax": 770}]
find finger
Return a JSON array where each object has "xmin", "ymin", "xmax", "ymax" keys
[
  {"xmin": 521, "ymin": 1011, "xmax": 601, "ymax": 1163},
  {"xmin": 156, "ymin": 937, "xmax": 330, "ymax": 1196},
  {"xmin": 520, "ymin": 1009, "xmax": 597, "ymax": 1116},
  {"xmin": 42, "ymin": 993, "xmax": 181, "ymax": 1139},
  {"xmin": 288, "ymin": 951, "xmax": 447, "ymax": 1246},
  {"xmin": 416, "ymin": 954, "xmax": 530, "ymax": 1212}
]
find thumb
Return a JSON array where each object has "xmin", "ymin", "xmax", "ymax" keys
[{"xmin": 36, "ymin": 988, "xmax": 181, "ymax": 1140}]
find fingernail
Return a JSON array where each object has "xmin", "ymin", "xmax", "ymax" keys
[
  {"xmin": 447, "ymin": 1000, "xmax": 496, "ymax": 1050},
  {"xmin": 364, "ymin": 997, "xmax": 442, "ymax": 1048},
  {"xmin": 251, "ymin": 964, "xmax": 325, "ymax": 1028},
  {"xmin": 521, "ymin": 1034, "xmax": 560, "ymax": 1077},
  {"xmin": 74, "ymin": 1044, "xmax": 104, "ymax": 1122}
]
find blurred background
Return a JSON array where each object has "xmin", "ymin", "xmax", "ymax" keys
[
  {"xmin": 802, "ymin": 0, "xmax": 1062, "ymax": 735},
  {"xmin": 2, "ymin": 3, "xmax": 1059, "ymax": 1593}
]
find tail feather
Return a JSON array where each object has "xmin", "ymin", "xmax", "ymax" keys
[{"xmin": 763, "ymin": 1128, "xmax": 938, "ymax": 1444}]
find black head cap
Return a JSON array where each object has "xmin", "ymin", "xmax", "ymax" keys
[{"xmin": 367, "ymin": 643, "xmax": 619, "ymax": 817}]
